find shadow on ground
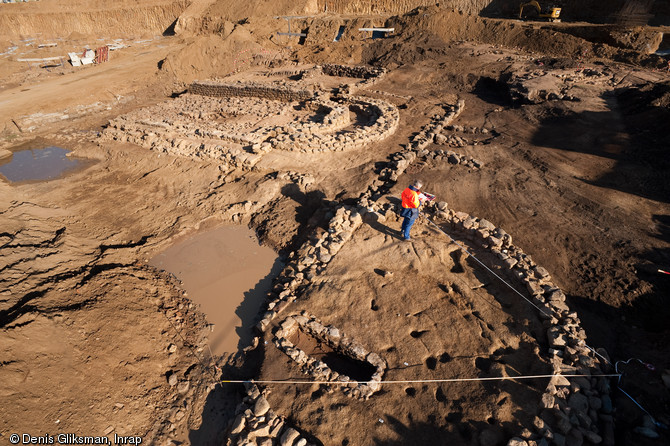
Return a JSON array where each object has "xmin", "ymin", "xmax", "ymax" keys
[
  {"xmin": 234, "ymin": 256, "xmax": 284, "ymax": 351},
  {"xmin": 530, "ymin": 86, "xmax": 670, "ymax": 203},
  {"xmin": 189, "ymin": 345, "xmax": 266, "ymax": 445}
]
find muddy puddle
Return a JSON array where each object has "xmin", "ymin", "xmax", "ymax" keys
[
  {"xmin": 150, "ymin": 225, "xmax": 282, "ymax": 357},
  {"xmin": 0, "ymin": 145, "xmax": 85, "ymax": 183}
]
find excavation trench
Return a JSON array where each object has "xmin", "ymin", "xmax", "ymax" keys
[{"xmin": 150, "ymin": 225, "xmax": 282, "ymax": 357}]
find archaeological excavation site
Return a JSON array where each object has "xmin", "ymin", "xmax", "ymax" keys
[{"xmin": 2, "ymin": 0, "xmax": 670, "ymax": 445}]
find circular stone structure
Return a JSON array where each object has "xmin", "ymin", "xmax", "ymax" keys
[{"xmin": 102, "ymin": 66, "xmax": 399, "ymax": 169}]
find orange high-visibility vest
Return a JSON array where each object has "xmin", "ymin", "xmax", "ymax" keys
[{"xmin": 401, "ymin": 187, "xmax": 420, "ymax": 209}]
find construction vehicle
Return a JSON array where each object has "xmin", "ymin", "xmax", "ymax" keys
[{"xmin": 519, "ymin": 1, "xmax": 562, "ymax": 22}]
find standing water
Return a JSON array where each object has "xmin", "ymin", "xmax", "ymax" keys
[
  {"xmin": 0, "ymin": 146, "xmax": 84, "ymax": 183},
  {"xmin": 150, "ymin": 226, "xmax": 282, "ymax": 357}
]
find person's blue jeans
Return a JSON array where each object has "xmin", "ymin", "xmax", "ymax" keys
[{"xmin": 400, "ymin": 208, "xmax": 418, "ymax": 240}]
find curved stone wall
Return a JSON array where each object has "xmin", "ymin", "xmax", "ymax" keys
[
  {"xmin": 192, "ymin": 94, "xmax": 616, "ymax": 445},
  {"xmin": 269, "ymin": 97, "xmax": 399, "ymax": 153},
  {"xmin": 103, "ymin": 79, "xmax": 615, "ymax": 445},
  {"xmin": 422, "ymin": 205, "xmax": 614, "ymax": 446},
  {"xmin": 256, "ymin": 204, "xmax": 364, "ymax": 331},
  {"xmin": 360, "ymin": 99, "xmax": 615, "ymax": 446},
  {"xmin": 253, "ymin": 97, "xmax": 614, "ymax": 445},
  {"xmin": 103, "ymin": 70, "xmax": 399, "ymax": 160}
]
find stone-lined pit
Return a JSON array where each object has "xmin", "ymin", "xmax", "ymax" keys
[{"xmin": 273, "ymin": 313, "xmax": 386, "ymax": 400}]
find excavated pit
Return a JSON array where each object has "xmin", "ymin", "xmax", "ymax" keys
[
  {"xmin": 286, "ymin": 327, "xmax": 377, "ymax": 382},
  {"xmin": 2, "ymin": 1, "xmax": 670, "ymax": 445}
]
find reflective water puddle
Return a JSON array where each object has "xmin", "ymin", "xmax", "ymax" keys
[{"xmin": 0, "ymin": 146, "xmax": 84, "ymax": 183}]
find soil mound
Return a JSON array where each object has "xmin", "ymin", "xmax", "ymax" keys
[
  {"xmin": 619, "ymin": 79, "xmax": 670, "ymax": 113},
  {"xmin": 205, "ymin": 0, "xmax": 318, "ymax": 21},
  {"xmin": 160, "ymin": 29, "xmax": 270, "ymax": 83},
  {"xmin": 381, "ymin": 7, "xmax": 666, "ymax": 67},
  {"xmin": 285, "ymin": 7, "xmax": 668, "ymax": 70}
]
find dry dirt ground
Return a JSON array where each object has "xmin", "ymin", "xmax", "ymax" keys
[{"xmin": 1, "ymin": 1, "xmax": 670, "ymax": 446}]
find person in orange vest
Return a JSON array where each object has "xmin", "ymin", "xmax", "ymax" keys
[{"xmin": 400, "ymin": 179, "xmax": 426, "ymax": 241}]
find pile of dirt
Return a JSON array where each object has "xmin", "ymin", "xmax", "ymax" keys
[
  {"xmin": 154, "ymin": 1, "xmax": 668, "ymax": 84},
  {"xmin": 205, "ymin": 0, "xmax": 318, "ymax": 21},
  {"xmin": 382, "ymin": 7, "xmax": 667, "ymax": 68},
  {"xmin": 549, "ymin": 26, "xmax": 665, "ymax": 54},
  {"xmin": 621, "ymin": 79, "xmax": 670, "ymax": 109},
  {"xmin": 288, "ymin": 7, "xmax": 667, "ymax": 71},
  {"xmin": 160, "ymin": 29, "xmax": 271, "ymax": 84},
  {"xmin": 485, "ymin": 0, "xmax": 667, "ymax": 25}
]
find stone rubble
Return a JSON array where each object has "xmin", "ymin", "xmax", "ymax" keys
[
  {"xmin": 100, "ymin": 94, "xmax": 283, "ymax": 170},
  {"xmin": 320, "ymin": 64, "xmax": 386, "ymax": 80},
  {"xmin": 420, "ymin": 147, "xmax": 483, "ymax": 169},
  {"xmin": 357, "ymin": 99, "xmax": 479, "ymax": 212},
  {"xmin": 321, "ymin": 64, "xmax": 388, "ymax": 92},
  {"xmin": 268, "ymin": 96, "xmax": 399, "ymax": 153},
  {"xmin": 216, "ymin": 92, "xmax": 617, "ymax": 444},
  {"xmin": 506, "ymin": 68, "xmax": 614, "ymax": 105},
  {"xmin": 189, "ymin": 80, "xmax": 313, "ymax": 102},
  {"xmin": 314, "ymin": 95, "xmax": 615, "ymax": 446},
  {"xmin": 226, "ymin": 382, "xmax": 319, "ymax": 446}
]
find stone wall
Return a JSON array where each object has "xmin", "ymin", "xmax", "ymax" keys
[
  {"xmin": 321, "ymin": 63, "xmax": 386, "ymax": 80},
  {"xmin": 228, "ymin": 382, "xmax": 319, "ymax": 446},
  {"xmin": 269, "ymin": 97, "xmax": 399, "ymax": 153},
  {"xmin": 106, "ymin": 63, "xmax": 396, "ymax": 160},
  {"xmin": 358, "ymin": 99, "xmax": 467, "ymax": 209},
  {"xmin": 296, "ymin": 96, "xmax": 352, "ymax": 134},
  {"xmin": 189, "ymin": 81, "xmax": 313, "ymax": 102},
  {"xmin": 429, "ymin": 206, "xmax": 615, "ymax": 446},
  {"xmin": 256, "ymin": 204, "xmax": 365, "ymax": 331},
  {"xmin": 237, "ymin": 95, "xmax": 616, "ymax": 445},
  {"xmin": 100, "ymin": 117, "xmax": 263, "ymax": 171},
  {"xmin": 102, "ymin": 90, "xmax": 399, "ymax": 163},
  {"xmin": 355, "ymin": 99, "xmax": 615, "ymax": 446}
]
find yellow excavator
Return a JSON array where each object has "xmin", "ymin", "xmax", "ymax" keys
[{"xmin": 519, "ymin": 1, "xmax": 562, "ymax": 22}]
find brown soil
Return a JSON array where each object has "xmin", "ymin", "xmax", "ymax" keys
[{"xmin": 1, "ymin": 1, "xmax": 670, "ymax": 445}]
